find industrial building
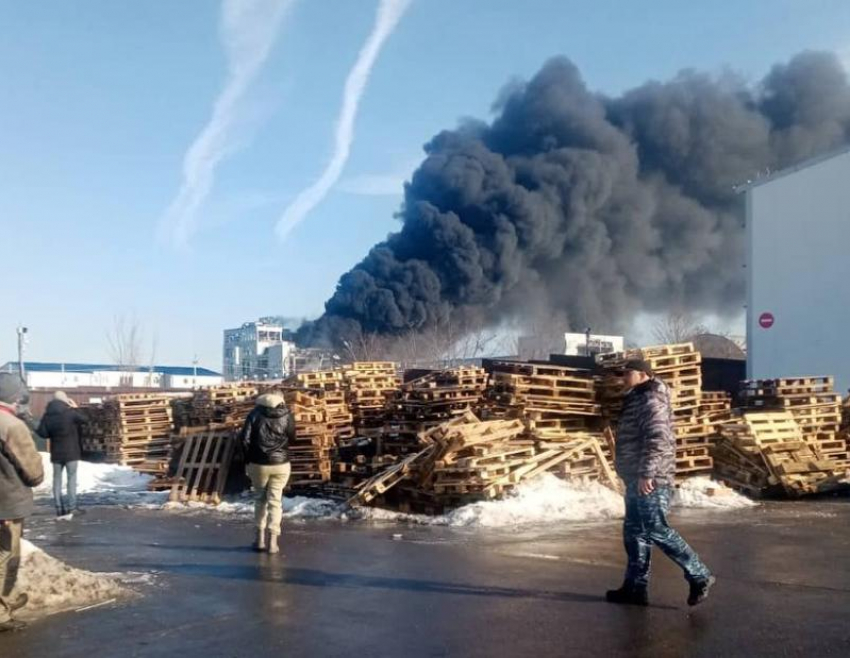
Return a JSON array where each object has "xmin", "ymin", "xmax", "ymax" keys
[
  {"xmin": 222, "ymin": 319, "xmax": 295, "ymax": 381},
  {"xmin": 0, "ymin": 362, "xmax": 223, "ymax": 390},
  {"xmin": 741, "ymin": 145, "xmax": 850, "ymax": 394}
]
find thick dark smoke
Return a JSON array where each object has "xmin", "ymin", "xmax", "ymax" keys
[{"xmin": 300, "ymin": 51, "xmax": 850, "ymax": 346}]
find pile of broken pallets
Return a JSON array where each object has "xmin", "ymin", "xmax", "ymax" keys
[
  {"xmin": 598, "ymin": 343, "xmax": 714, "ymax": 480},
  {"xmin": 487, "ymin": 360, "xmax": 614, "ymax": 481},
  {"xmin": 738, "ymin": 376, "xmax": 849, "ymax": 468},
  {"xmin": 345, "ymin": 362, "xmax": 400, "ymax": 439},
  {"xmin": 348, "ymin": 411, "xmax": 618, "ymax": 513},
  {"xmin": 710, "ymin": 410, "xmax": 846, "ymax": 497},
  {"xmin": 80, "ymin": 393, "xmax": 175, "ymax": 473},
  {"xmin": 382, "ymin": 366, "xmax": 488, "ymax": 456}
]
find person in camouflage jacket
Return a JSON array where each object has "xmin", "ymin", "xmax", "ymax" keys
[{"xmin": 607, "ymin": 359, "xmax": 715, "ymax": 607}]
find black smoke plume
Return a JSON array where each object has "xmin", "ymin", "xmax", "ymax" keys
[{"xmin": 300, "ymin": 51, "xmax": 850, "ymax": 347}]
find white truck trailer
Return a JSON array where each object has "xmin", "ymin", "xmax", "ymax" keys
[{"xmin": 742, "ymin": 145, "xmax": 850, "ymax": 395}]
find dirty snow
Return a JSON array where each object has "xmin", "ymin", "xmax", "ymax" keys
[
  {"xmin": 673, "ymin": 476, "xmax": 757, "ymax": 509},
  {"xmin": 34, "ymin": 452, "xmax": 754, "ymax": 527},
  {"xmin": 14, "ymin": 540, "xmax": 130, "ymax": 620},
  {"xmin": 35, "ymin": 453, "xmax": 168, "ymax": 507},
  {"xmin": 162, "ymin": 474, "xmax": 755, "ymax": 529}
]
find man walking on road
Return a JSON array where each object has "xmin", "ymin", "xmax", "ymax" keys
[
  {"xmin": 606, "ymin": 359, "xmax": 715, "ymax": 607},
  {"xmin": 38, "ymin": 391, "xmax": 87, "ymax": 517},
  {"xmin": 0, "ymin": 373, "xmax": 45, "ymax": 632}
]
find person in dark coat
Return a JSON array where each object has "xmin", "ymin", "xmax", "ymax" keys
[
  {"xmin": 606, "ymin": 359, "xmax": 715, "ymax": 607},
  {"xmin": 0, "ymin": 373, "xmax": 44, "ymax": 632},
  {"xmin": 37, "ymin": 391, "xmax": 86, "ymax": 517},
  {"xmin": 238, "ymin": 393, "xmax": 294, "ymax": 554}
]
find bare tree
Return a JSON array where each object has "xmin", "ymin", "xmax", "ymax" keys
[
  {"xmin": 651, "ymin": 311, "xmax": 709, "ymax": 345},
  {"xmin": 106, "ymin": 315, "xmax": 144, "ymax": 371}
]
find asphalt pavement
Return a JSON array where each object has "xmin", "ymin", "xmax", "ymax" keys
[{"xmin": 3, "ymin": 499, "xmax": 850, "ymax": 657}]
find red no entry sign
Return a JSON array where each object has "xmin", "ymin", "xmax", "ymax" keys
[{"xmin": 758, "ymin": 312, "xmax": 775, "ymax": 329}]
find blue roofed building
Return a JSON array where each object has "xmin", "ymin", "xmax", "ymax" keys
[{"xmin": 0, "ymin": 361, "xmax": 223, "ymax": 390}]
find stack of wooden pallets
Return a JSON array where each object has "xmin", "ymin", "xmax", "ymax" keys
[
  {"xmin": 382, "ymin": 367, "xmax": 488, "ymax": 455},
  {"xmin": 488, "ymin": 361, "xmax": 601, "ymax": 434},
  {"xmin": 172, "ymin": 384, "xmax": 258, "ymax": 429},
  {"xmin": 345, "ymin": 362, "xmax": 400, "ymax": 439},
  {"xmin": 711, "ymin": 410, "xmax": 845, "ymax": 498},
  {"xmin": 598, "ymin": 343, "xmax": 712, "ymax": 479},
  {"xmin": 81, "ymin": 394, "xmax": 175, "ymax": 473},
  {"xmin": 293, "ymin": 370, "xmax": 354, "ymax": 443},
  {"xmin": 739, "ymin": 376, "xmax": 847, "ymax": 465},
  {"xmin": 281, "ymin": 389, "xmax": 335, "ymax": 487}
]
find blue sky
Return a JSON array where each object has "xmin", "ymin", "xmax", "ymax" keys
[{"xmin": 2, "ymin": 0, "xmax": 848, "ymax": 370}]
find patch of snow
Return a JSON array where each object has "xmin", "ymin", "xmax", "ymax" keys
[
  {"xmin": 14, "ymin": 540, "xmax": 129, "ymax": 620},
  {"xmin": 673, "ymin": 476, "xmax": 757, "ymax": 510},
  {"xmin": 35, "ymin": 453, "xmax": 168, "ymax": 507}
]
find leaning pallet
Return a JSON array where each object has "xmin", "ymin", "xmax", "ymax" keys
[{"xmin": 168, "ymin": 426, "xmax": 237, "ymax": 504}]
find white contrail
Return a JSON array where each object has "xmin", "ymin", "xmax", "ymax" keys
[
  {"xmin": 275, "ymin": 0, "xmax": 412, "ymax": 242},
  {"xmin": 159, "ymin": 0, "xmax": 294, "ymax": 248}
]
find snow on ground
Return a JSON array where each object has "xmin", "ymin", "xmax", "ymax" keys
[
  {"xmin": 14, "ymin": 540, "xmax": 131, "ymax": 620},
  {"xmin": 35, "ymin": 453, "xmax": 168, "ymax": 507},
  {"xmin": 673, "ymin": 476, "xmax": 757, "ymax": 510},
  {"xmin": 164, "ymin": 473, "xmax": 755, "ymax": 529},
  {"xmin": 35, "ymin": 453, "xmax": 754, "ymax": 527}
]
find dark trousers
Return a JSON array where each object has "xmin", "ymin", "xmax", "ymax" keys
[{"xmin": 623, "ymin": 482, "xmax": 711, "ymax": 588}]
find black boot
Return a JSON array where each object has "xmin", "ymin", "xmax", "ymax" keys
[
  {"xmin": 688, "ymin": 575, "xmax": 716, "ymax": 606},
  {"xmin": 0, "ymin": 619, "xmax": 27, "ymax": 633},
  {"xmin": 605, "ymin": 583, "xmax": 648, "ymax": 606}
]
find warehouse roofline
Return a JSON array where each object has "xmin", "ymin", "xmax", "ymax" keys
[
  {"xmin": 0, "ymin": 362, "xmax": 221, "ymax": 377},
  {"xmin": 734, "ymin": 142, "xmax": 850, "ymax": 193}
]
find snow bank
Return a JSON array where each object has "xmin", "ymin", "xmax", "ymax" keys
[
  {"xmin": 163, "ymin": 474, "xmax": 755, "ymax": 529},
  {"xmin": 35, "ymin": 453, "xmax": 168, "ymax": 507},
  {"xmin": 14, "ymin": 540, "xmax": 129, "ymax": 619}
]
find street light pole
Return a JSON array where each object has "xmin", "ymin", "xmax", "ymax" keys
[{"xmin": 16, "ymin": 326, "xmax": 28, "ymax": 381}]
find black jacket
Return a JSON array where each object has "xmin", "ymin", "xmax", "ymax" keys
[
  {"xmin": 239, "ymin": 405, "xmax": 294, "ymax": 465},
  {"xmin": 37, "ymin": 400, "xmax": 86, "ymax": 464},
  {"xmin": 615, "ymin": 378, "xmax": 676, "ymax": 486}
]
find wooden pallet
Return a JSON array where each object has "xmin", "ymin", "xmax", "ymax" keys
[{"xmin": 168, "ymin": 428, "xmax": 236, "ymax": 504}]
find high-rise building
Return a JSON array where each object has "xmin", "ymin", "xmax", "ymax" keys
[{"xmin": 222, "ymin": 320, "xmax": 295, "ymax": 381}]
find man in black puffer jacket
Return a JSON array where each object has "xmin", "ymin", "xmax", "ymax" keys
[
  {"xmin": 239, "ymin": 393, "xmax": 294, "ymax": 554},
  {"xmin": 37, "ymin": 391, "xmax": 86, "ymax": 517},
  {"xmin": 607, "ymin": 360, "xmax": 714, "ymax": 608}
]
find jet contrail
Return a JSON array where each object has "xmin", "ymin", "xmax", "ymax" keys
[
  {"xmin": 159, "ymin": 0, "xmax": 294, "ymax": 248},
  {"xmin": 275, "ymin": 0, "xmax": 412, "ymax": 242}
]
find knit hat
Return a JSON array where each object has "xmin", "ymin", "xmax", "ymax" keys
[
  {"xmin": 54, "ymin": 390, "xmax": 77, "ymax": 407},
  {"xmin": 622, "ymin": 359, "xmax": 654, "ymax": 377},
  {"xmin": 256, "ymin": 393, "xmax": 285, "ymax": 409},
  {"xmin": 0, "ymin": 373, "xmax": 27, "ymax": 404}
]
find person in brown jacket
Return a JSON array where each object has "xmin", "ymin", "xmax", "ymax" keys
[{"xmin": 0, "ymin": 373, "xmax": 45, "ymax": 632}]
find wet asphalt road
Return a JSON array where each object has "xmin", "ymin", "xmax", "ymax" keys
[{"xmin": 2, "ymin": 499, "xmax": 850, "ymax": 657}]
